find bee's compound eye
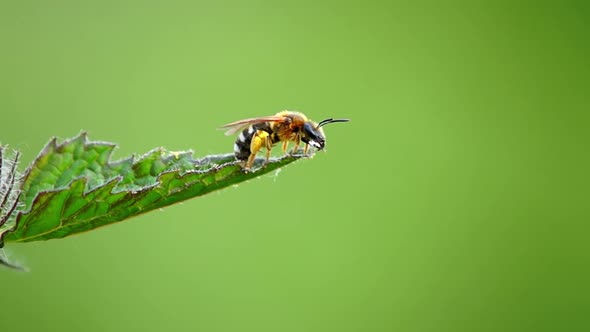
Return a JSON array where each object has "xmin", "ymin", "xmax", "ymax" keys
[{"xmin": 303, "ymin": 122, "xmax": 316, "ymax": 137}]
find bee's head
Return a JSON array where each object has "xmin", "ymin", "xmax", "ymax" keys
[{"xmin": 301, "ymin": 118, "xmax": 349, "ymax": 151}]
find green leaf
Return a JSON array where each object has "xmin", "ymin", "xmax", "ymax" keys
[
  {"xmin": 0, "ymin": 133, "xmax": 301, "ymax": 243},
  {"xmin": 0, "ymin": 146, "xmax": 22, "ymax": 246}
]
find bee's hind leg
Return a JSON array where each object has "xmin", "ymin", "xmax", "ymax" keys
[
  {"xmin": 245, "ymin": 154, "xmax": 256, "ymax": 171},
  {"xmin": 264, "ymin": 135, "xmax": 273, "ymax": 166},
  {"xmin": 247, "ymin": 130, "xmax": 271, "ymax": 170}
]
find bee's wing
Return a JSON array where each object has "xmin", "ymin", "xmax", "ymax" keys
[{"xmin": 219, "ymin": 116, "xmax": 285, "ymax": 136}]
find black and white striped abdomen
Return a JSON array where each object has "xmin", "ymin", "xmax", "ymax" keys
[{"xmin": 234, "ymin": 122, "xmax": 273, "ymax": 161}]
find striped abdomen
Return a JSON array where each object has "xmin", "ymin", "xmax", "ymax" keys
[{"xmin": 233, "ymin": 122, "xmax": 278, "ymax": 161}]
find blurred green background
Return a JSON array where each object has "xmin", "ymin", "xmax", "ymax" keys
[{"xmin": 1, "ymin": 1, "xmax": 589, "ymax": 331}]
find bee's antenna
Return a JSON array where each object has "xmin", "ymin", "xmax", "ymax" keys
[{"xmin": 317, "ymin": 118, "xmax": 350, "ymax": 128}]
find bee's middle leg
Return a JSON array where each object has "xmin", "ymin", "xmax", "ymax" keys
[{"xmin": 289, "ymin": 136, "xmax": 301, "ymax": 155}]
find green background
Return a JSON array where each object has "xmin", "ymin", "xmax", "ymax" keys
[{"xmin": 1, "ymin": 1, "xmax": 589, "ymax": 331}]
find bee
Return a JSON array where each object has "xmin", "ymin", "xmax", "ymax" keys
[{"xmin": 221, "ymin": 111, "xmax": 349, "ymax": 170}]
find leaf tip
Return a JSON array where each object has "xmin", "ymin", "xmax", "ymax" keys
[{"xmin": 0, "ymin": 248, "xmax": 28, "ymax": 272}]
